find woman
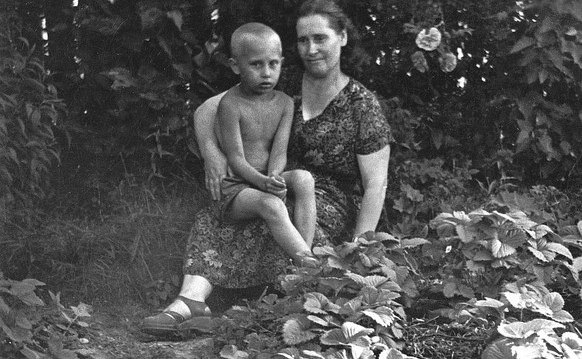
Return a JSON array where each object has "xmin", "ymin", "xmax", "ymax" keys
[{"xmin": 141, "ymin": 0, "xmax": 393, "ymax": 335}]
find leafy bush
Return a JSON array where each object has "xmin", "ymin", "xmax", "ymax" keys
[
  {"xmin": 0, "ymin": 11, "xmax": 65, "ymax": 218},
  {"xmin": 427, "ymin": 204, "xmax": 576, "ymax": 300}
]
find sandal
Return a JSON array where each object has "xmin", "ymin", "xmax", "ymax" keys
[
  {"xmin": 294, "ymin": 254, "xmax": 321, "ymax": 268},
  {"xmin": 140, "ymin": 296, "xmax": 211, "ymax": 336}
]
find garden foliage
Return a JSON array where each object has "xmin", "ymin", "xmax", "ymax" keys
[
  {"xmin": 3, "ymin": 0, "xmax": 582, "ymax": 358},
  {"xmin": 0, "ymin": 10, "xmax": 65, "ymax": 219}
]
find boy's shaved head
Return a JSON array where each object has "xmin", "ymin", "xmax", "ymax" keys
[{"xmin": 230, "ymin": 22, "xmax": 281, "ymax": 59}]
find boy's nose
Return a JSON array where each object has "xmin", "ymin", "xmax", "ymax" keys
[{"xmin": 261, "ymin": 66, "xmax": 271, "ymax": 77}]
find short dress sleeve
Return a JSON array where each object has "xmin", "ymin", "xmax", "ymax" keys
[{"xmin": 353, "ymin": 82, "xmax": 394, "ymax": 155}]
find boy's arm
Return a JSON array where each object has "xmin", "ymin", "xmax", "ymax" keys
[
  {"xmin": 218, "ymin": 96, "xmax": 270, "ymax": 190},
  {"xmin": 267, "ymin": 95, "xmax": 294, "ymax": 177}
]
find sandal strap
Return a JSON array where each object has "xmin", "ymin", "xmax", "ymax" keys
[
  {"xmin": 176, "ymin": 296, "xmax": 211, "ymax": 317},
  {"xmin": 161, "ymin": 310, "xmax": 186, "ymax": 324}
]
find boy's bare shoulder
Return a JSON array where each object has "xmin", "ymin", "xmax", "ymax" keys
[{"xmin": 272, "ymin": 89, "xmax": 292, "ymax": 101}]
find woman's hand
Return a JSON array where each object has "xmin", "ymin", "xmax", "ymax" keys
[
  {"xmin": 204, "ymin": 153, "xmax": 228, "ymax": 201},
  {"xmin": 194, "ymin": 92, "xmax": 228, "ymax": 201}
]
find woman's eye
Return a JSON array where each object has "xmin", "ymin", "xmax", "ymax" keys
[{"xmin": 314, "ymin": 36, "xmax": 326, "ymax": 43}]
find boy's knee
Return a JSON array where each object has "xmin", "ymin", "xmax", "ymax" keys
[
  {"xmin": 257, "ymin": 194, "xmax": 287, "ymax": 219},
  {"xmin": 289, "ymin": 170, "xmax": 314, "ymax": 190}
]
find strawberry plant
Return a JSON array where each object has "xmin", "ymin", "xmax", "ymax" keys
[
  {"xmin": 273, "ymin": 232, "xmax": 422, "ymax": 359},
  {"xmin": 427, "ymin": 204, "xmax": 576, "ymax": 300}
]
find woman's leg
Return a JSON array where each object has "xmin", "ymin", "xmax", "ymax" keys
[
  {"xmin": 282, "ymin": 170, "xmax": 316, "ymax": 248},
  {"xmin": 163, "ymin": 274, "xmax": 212, "ymax": 317},
  {"xmin": 140, "ymin": 274, "xmax": 212, "ymax": 335},
  {"xmin": 229, "ymin": 188, "xmax": 316, "ymax": 265}
]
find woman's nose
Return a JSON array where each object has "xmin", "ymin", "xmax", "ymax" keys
[{"xmin": 306, "ymin": 40, "xmax": 318, "ymax": 54}]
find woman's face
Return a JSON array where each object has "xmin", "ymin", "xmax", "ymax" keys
[{"xmin": 296, "ymin": 14, "xmax": 347, "ymax": 78}]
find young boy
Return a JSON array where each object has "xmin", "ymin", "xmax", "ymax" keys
[{"xmin": 215, "ymin": 22, "xmax": 318, "ymax": 267}]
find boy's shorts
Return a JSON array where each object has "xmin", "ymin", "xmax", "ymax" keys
[{"xmin": 214, "ymin": 174, "xmax": 287, "ymax": 224}]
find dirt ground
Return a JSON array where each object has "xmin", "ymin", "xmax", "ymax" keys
[{"xmin": 68, "ymin": 302, "xmax": 221, "ymax": 359}]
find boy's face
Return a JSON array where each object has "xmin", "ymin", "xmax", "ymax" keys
[{"xmin": 230, "ymin": 34, "xmax": 283, "ymax": 95}]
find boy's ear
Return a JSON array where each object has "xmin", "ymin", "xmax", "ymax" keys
[{"xmin": 228, "ymin": 58, "xmax": 240, "ymax": 75}]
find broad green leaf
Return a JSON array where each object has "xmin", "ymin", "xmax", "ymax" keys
[
  {"xmin": 561, "ymin": 332, "xmax": 582, "ymax": 349},
  {"xmin": 307, "ymin": 315, "xmax": 341, "ymax": 328},
  {"xmin": 511, "ymin": 36, "xmax": 536, "ymax": 53},
  {"xmin": 20, "ymin": 347, "xmax": 44, "ymax": 359},
  {"xmin": 399, "ymin": 238, "xmax": 428, "ymax": 248},
  {"xmin": 304, "ymin": 292, "xmax": 340, "ymax": 314},
  {"xmin": 456, "ymin": 224, "xmax": 478, "ymax": 243},
  {"xmin": 512, "ymin": 343, "xmax": 547, "ymax": 359},
  {"xmin": 301, "ymin": 350, "xmax": 326, "ymax": 359},
  {"xmin": 341, "ymin": 322, "xmax": 374, "ymax": 340},
  {"xmin": 503, "ymin": 292, "xmax": 527, "ymax": 309},
  {"xmin": 491, "ymin": 238, "xmax": 516, "ymax": 258},
  {"xmin": 374, "ymin": 232, "xmax": 399, "ymax": 244},
  {"xmin": 474, "ymin": 297, "xmax": 505, "ymax": 309},
  {"xmin": 349, "ymin": 341, "xmax": 373, "ymax": 359},
  {"xmin": 313, "ymin": 246, "xmax": 339, "ymax": 258},
  {"xmin": 345, "ymin": 273, "xmax": 388, "ymax": 288},
  {"xmin": 543, "ymin": 292, "xmax": 564, "ymax": 312},
  {"xmin": 362, "ymin": 307, "xmax": 394, "ymax": 327},
  {"xmin": 319, "ymin": 277, "xmax": 351, "ymax": 294},
  {"xmin": 551, "ymin": 309, "xmax": 574, "ymax": 323},
  {"xmin": 71, "ymin": 302, "xmax": 92, "ymax": 317},
  {"xmin": 378, "ymin": 348, "xmax": 412, "ymax": 359},
  {"xmin": 442, "ymin": 281, "xmax": 457, "ymax": 298},
  {"xmin": 320, "ymin": 328, "xmax": 346, "ymax": 346},
  {"xmin": 482, "ymin": 339, "xmax": 516, "ymax": 359},
  {"xmin": 282, "ymin": 317, "xmax": 317, "ymax": 345},
  {"xmin": 219, "ymin": 344, "xmax": 249, "ymax": 359},
  {"xmin": 546, "ymin": 242, "xmax": 573, "ymax": 260},
  {"xmin": 527, "ymin": 246, "xmax": 553, "ymax": 262}
]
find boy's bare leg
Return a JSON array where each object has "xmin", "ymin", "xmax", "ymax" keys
[
  {"xmin": 229, "ymin": 188, "xmax": 316, "ymax": 265},
  {"xmin": 282, "ymin": 170, "xmax": 316, "ymax": 248}
]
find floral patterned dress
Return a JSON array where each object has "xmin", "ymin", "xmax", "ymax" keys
[{"xmin": 183, "ymin": 75, "xmax": 393, "ymax": 289}]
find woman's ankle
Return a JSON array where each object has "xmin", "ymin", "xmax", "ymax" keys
[{"xmin": 166, "ymin": 296, "xmax": 211, "ymax": 318}]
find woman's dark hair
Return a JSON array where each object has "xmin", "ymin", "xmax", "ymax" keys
[{"xmin": 295, "ymin": 0, "xmax": 367, "ymax": 74}]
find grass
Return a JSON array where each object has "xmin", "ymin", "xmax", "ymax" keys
[{"xmin": 0, "ymin": 163, "xmax": 209, "ymax": 308}]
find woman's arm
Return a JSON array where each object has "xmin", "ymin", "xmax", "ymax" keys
[
  {"xmin": 354, "ymin": 144, "xmax": 391, "ymax": 237},
  {"xmin": 194, "ymin": 92, "xmax": 228, "ymax": 201},
  {"xmin": 267, "ymin": 95, "xmax": 294, "ymax": 177}
]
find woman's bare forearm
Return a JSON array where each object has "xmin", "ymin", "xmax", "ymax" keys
[{"xmin": 354, "ymin": 185, "xmax": 386, "ymax": 236}]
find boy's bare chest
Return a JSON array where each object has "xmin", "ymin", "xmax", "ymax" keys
[{"xmin": 238, "ymin": 101, "xmax": 282, "ymax": 140}]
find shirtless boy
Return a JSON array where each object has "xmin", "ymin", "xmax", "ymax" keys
[{"xmin": 215, "ymin": 22, "xmax": 317, "ymax": 267}]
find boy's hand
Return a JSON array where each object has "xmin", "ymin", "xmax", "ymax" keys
[{"xmin": 264, "ymin": 175, "xmax": 287, "ymax": 200}]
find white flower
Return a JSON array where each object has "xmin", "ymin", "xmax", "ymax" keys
[
  {"xmin": 415, "ymin": 27, "xmax": 442, "ymax": 51},
  {"xmin": 411, "ymin": 51, "xmax": 429, "ymax": 73},
  {"xmin": 439, "ymin": 52, "xmax": 458, "ymax": 72}
]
